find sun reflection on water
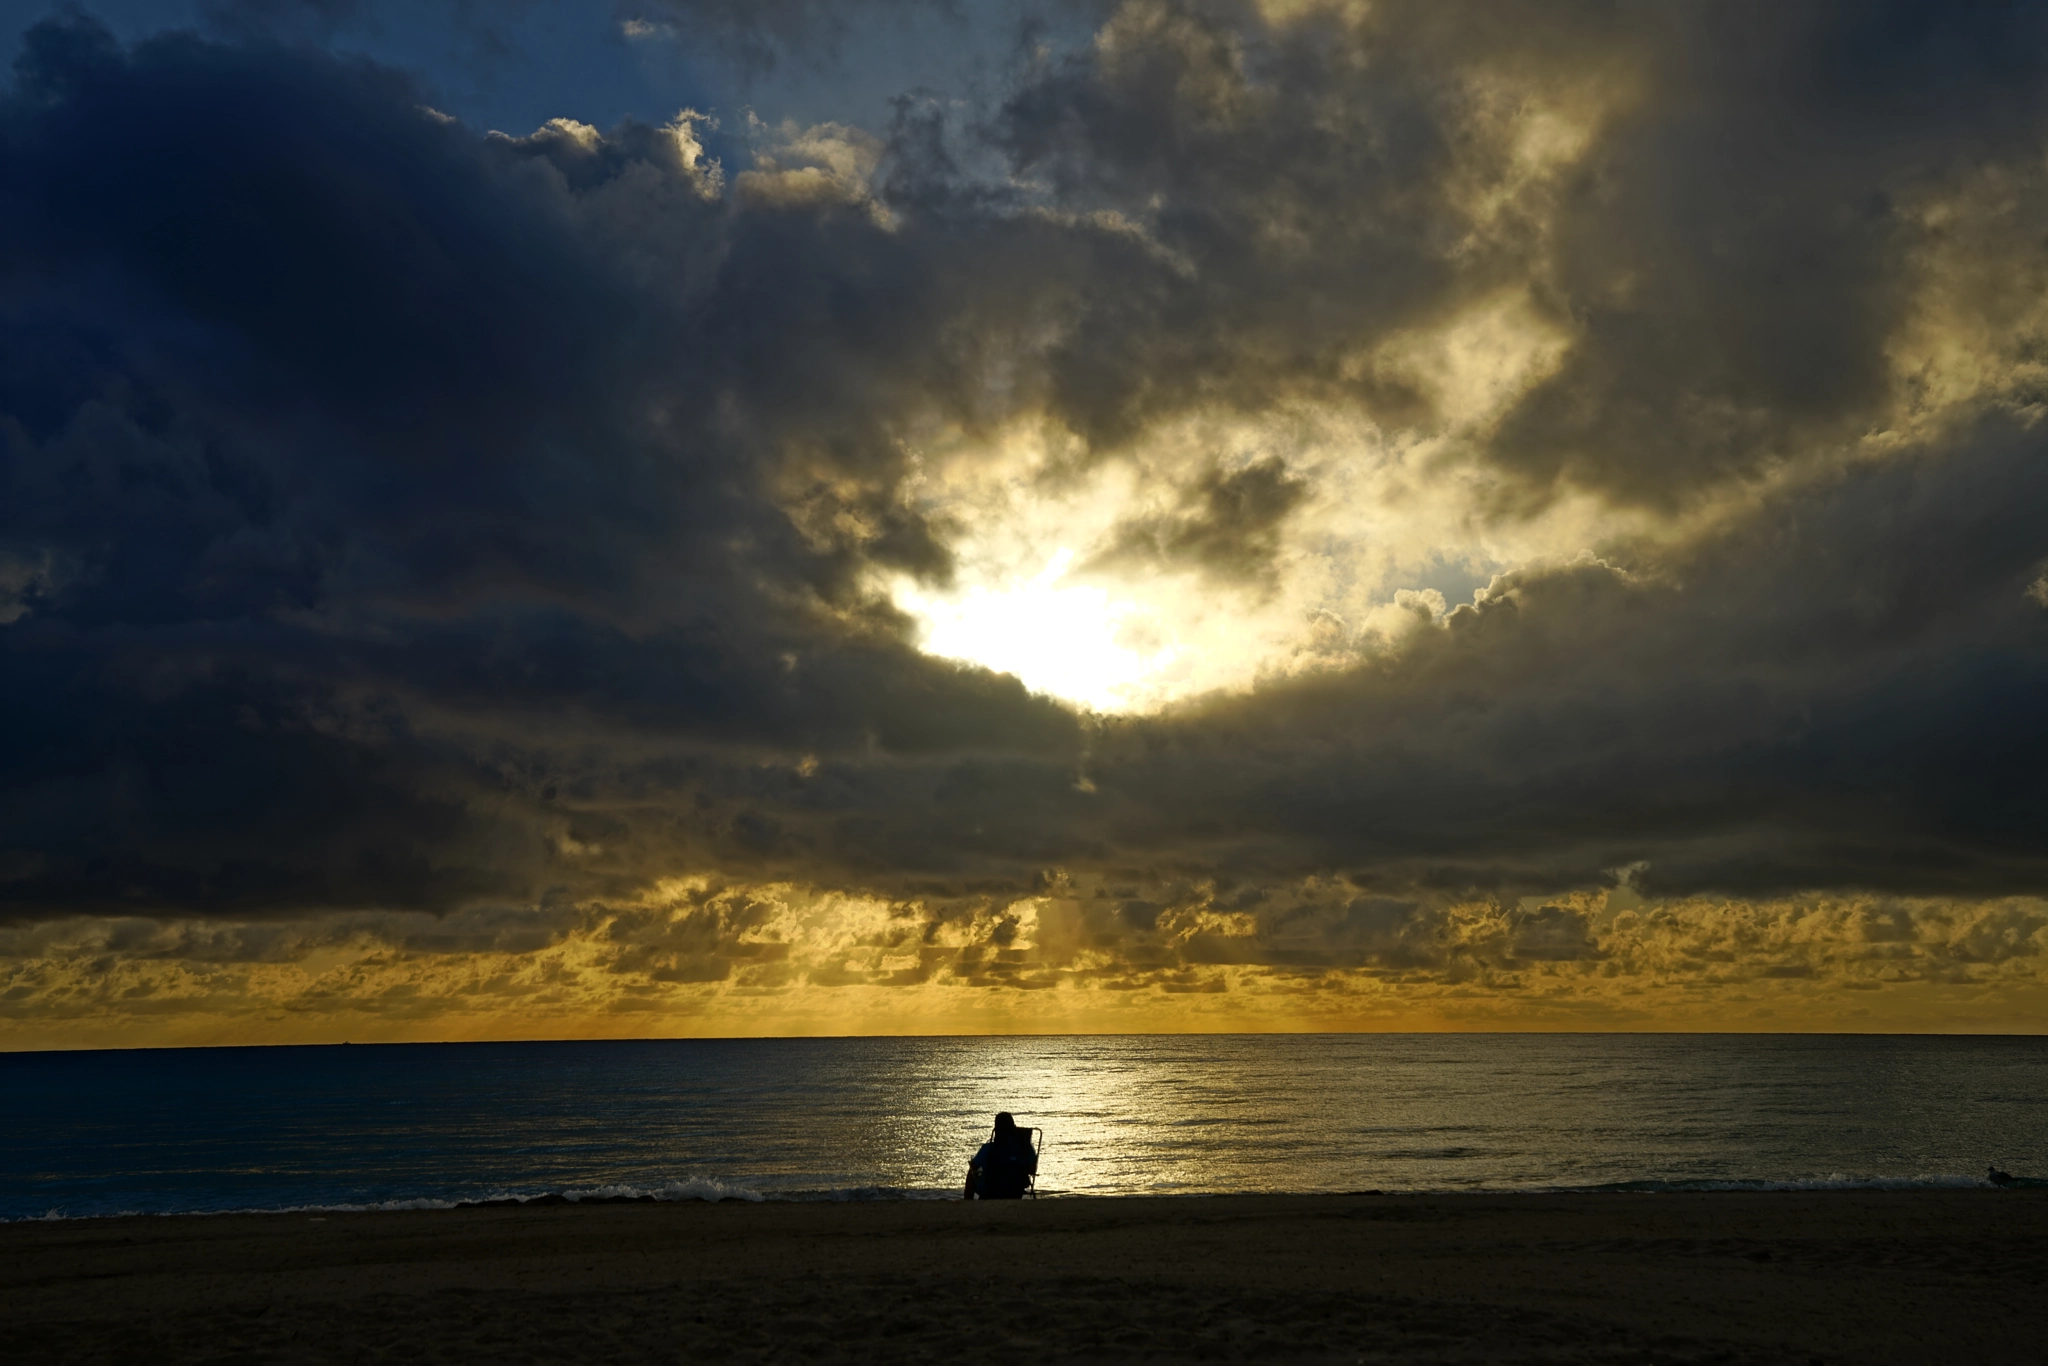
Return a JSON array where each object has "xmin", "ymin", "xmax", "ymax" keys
[{"xmin": 816, "ymin": 1034, "xmax": 2048, "ymax": 1198}]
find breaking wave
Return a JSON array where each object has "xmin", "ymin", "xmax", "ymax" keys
[
  {"xmin": 1563, "ymin": 1173, "xmax": 2026, "ymax": 1193},
  {"xmin": 16, "ymin": 1171, "xmax": 2047, "ymax": 1221}
]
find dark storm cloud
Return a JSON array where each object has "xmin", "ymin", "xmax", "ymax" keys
[
  {"xmin": 5, "ymin": 0, "xmax": 2048, "ymax": 957},
  {"xmin": 1084, "ymin": 416, "xmax": 2048, "ymax": 900},
  {"xmin": 1084, "ymin": 455, "xmax": 1307, "ymax": 589},
  {"xmin": 1485, "ymin": 1, "xmax": 2048, "ymax": 505},
  {"xmin": 0, "ymin": 10, "xmax": 1077, "ymax": 921},
  {"xmin": 984, "ymin": 0, "xmax": 2048, "ymax": 503},
  {"xmin": 699, "ymin": 409, "xmax": 2048, "ymax": 914},
  {"xmin": 984, "ymin": 0, "xmax": 1487, "ymax": 448}
]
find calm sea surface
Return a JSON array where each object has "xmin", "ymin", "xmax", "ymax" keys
[{"xmin": 4, "ymin": 1034, "xmax": 2045, "ymax": 1219}]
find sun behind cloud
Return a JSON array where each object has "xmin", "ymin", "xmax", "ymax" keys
[{"xmin": 894, "ymin": 550, "xmax": 1175, "ymax": 713}]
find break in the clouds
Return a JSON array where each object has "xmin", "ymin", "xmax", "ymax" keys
[{"xmin": 5, "ymin": 0, "xmax": 2048, "ymax": 1042}]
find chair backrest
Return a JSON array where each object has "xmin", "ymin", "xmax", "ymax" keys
[{"xmin": 981, "ymin": 1128, "xmax": 1038, "ymax": 1198}]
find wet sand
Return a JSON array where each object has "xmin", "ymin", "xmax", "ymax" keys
[{"xmin": 5, "ymin": 1191, "xmax": 2045, "ymax": 1364}]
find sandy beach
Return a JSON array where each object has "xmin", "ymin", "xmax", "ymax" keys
[{"xmin": 5, "ymin": 1191, "xmax": 2044, "ymax": 1364}]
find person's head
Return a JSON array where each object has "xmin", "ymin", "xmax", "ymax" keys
[{"xmin": 994, "ymin": 1112, "xmax": 1016, "ymax": 1133}]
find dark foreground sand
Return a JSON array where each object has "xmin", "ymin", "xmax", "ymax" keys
[{"xmin": 5, "ymin": 1192, "xmax": 2045, "ymax": 1364}]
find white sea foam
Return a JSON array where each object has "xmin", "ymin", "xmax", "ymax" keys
[
  {"xmin": 17, "ymin": 1173, "xmax": 2025, "ymax": 1222},
  {"xmin": 1695, "ymin": 1173, "xmax": 1994, "ymax": 1192},
  {"xmin": 1556, "ymin": 1172, "xmax": 2001, "ymax": 1194},
  {"xmin": 3, "ymin": 1180, "xmax": 771, "ymax": 1223},
  {"xmin": 550, "ymin": 1177, "xmax": 766, "ymax": 1204}
]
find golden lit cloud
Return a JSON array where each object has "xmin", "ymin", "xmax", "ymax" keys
[{"xmin": 5, "ymin": 884, "xmax": 2045, "ymax": 1048}]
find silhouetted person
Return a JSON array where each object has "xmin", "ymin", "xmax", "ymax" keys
[{"xmin": 964, "ymin": 1112, "xmax": 1037, "ymax": 1199}]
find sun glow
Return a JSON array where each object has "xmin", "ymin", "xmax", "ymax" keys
[
  {"xmin": 886, "ymin": 292, "xmax": 1604, "ymax": 716},
  {"xmin": 895, "ymin": 550, "xmax": 1178, "ymax": 713}
]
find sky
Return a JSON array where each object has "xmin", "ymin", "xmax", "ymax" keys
[{"xmin": 5, "ymin": 0, "xmax": 2048, "ymax": 1048}]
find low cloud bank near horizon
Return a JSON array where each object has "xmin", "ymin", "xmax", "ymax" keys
[
  {"xmin": 5, "ymin": 883, "xmax": 2046, "ymax": 1044},
  {"xmin": 5, "ymin": 1, "xmax": 2048, "ymax": 1037}
]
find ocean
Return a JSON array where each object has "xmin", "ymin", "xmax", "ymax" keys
[{"xmin": 4, "ymin": 1033, "xmax": 2044, "ymax": 1220}]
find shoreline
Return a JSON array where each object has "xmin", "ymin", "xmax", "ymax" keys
[
  {"xmin": 11, "ymin": 1174, "xmax": 2034, "ymax": 1224},
  {"xmin": 7, "ymin": 1190, "xmax": 2045, "ymax": 1363}
]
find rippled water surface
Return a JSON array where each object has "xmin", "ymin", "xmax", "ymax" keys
[{"xmin": 6, "ymin": 1034, "xmax": 2045, "ymax": 1218}]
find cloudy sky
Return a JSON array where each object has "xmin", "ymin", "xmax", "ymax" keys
[{"xmin": 5, "ymin": 0, "xmax": 2048, "ymax": 1047}]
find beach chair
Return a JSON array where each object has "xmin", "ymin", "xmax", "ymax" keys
[{"xmin": 976, "ymin": 1126, "xmax": 1042, "ymax": 1199}]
